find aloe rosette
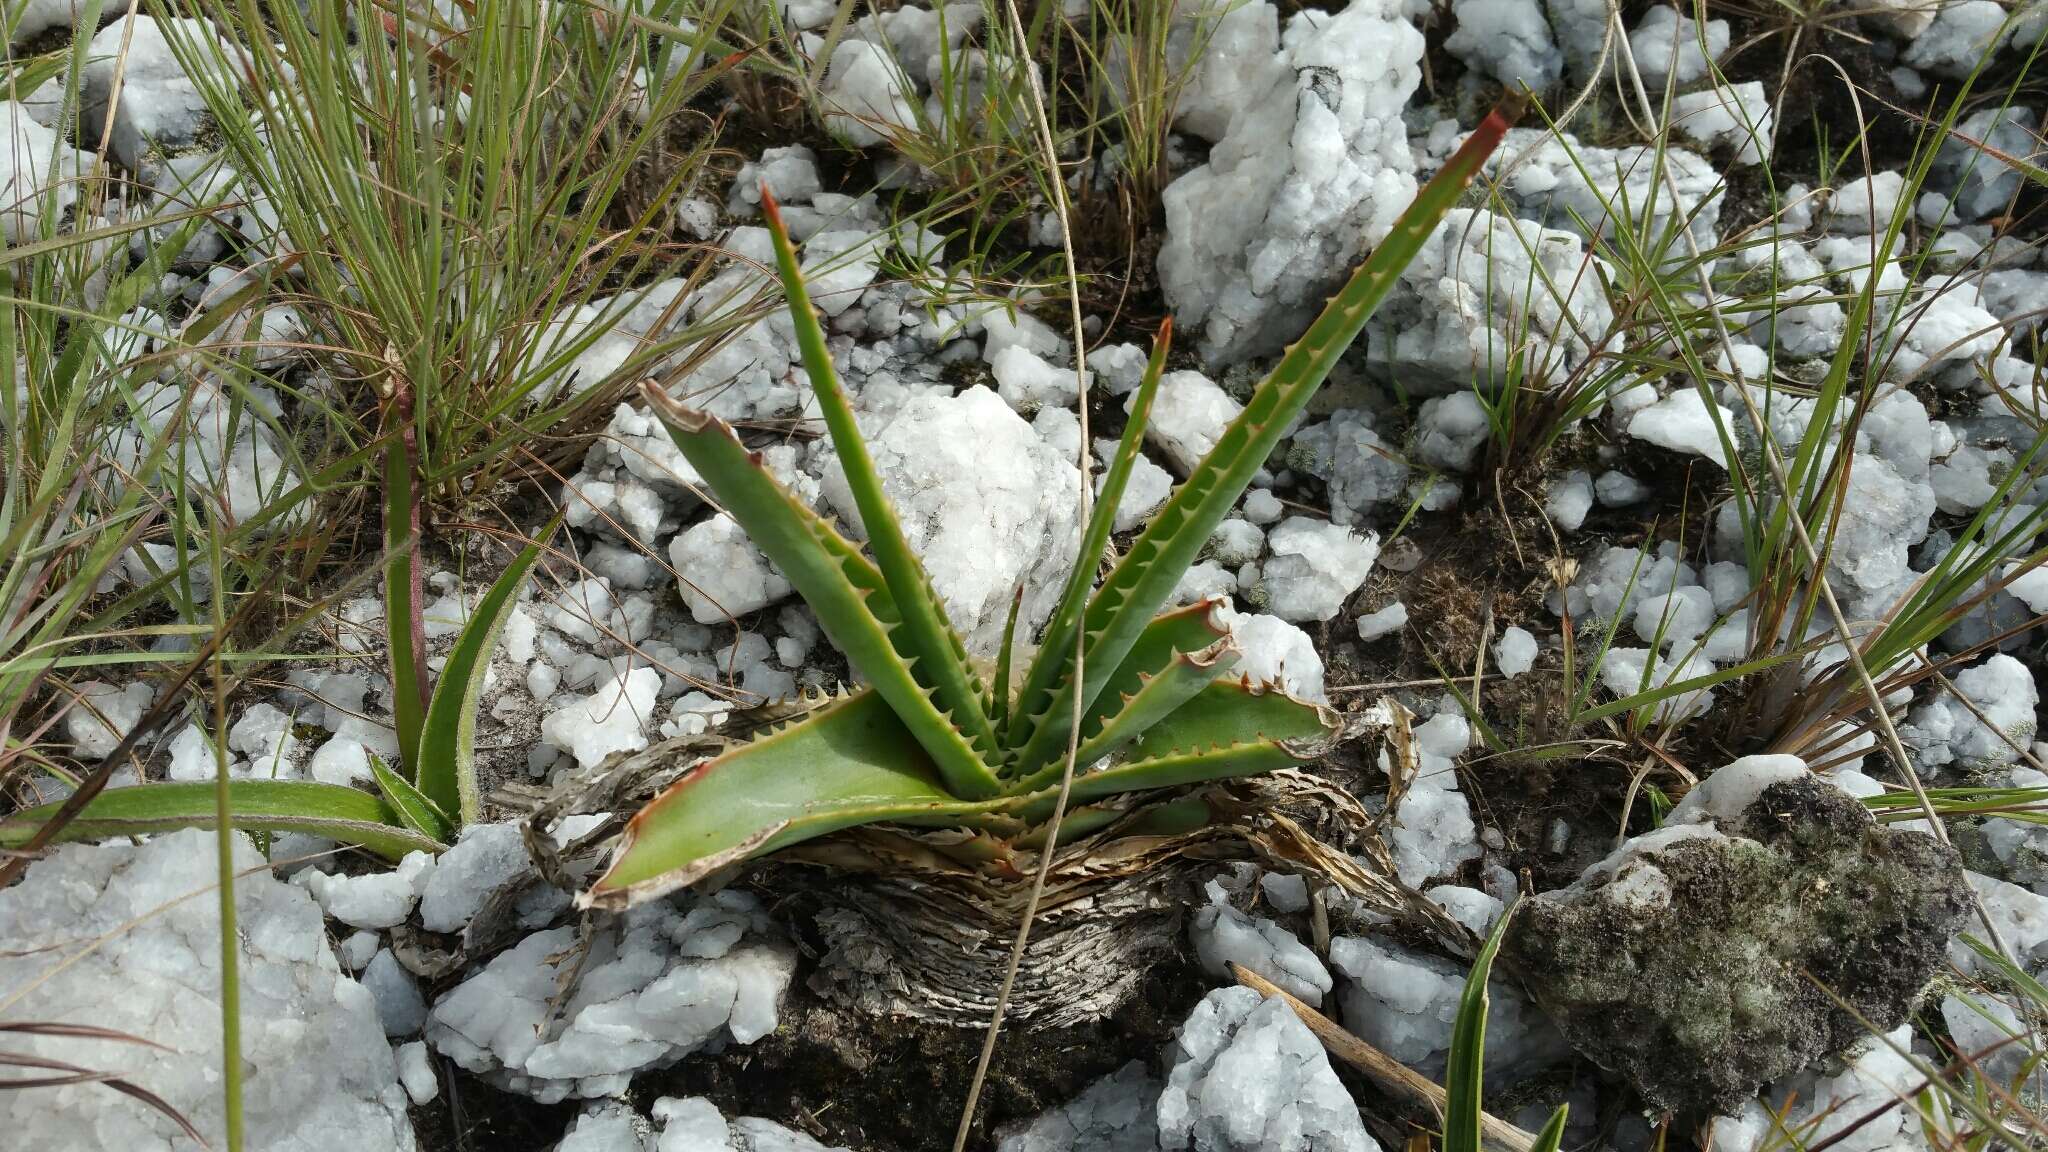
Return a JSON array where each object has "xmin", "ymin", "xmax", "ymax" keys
[{"xmin": 583, "ymin": 96, "xmax": 1528, "ymax": 909}]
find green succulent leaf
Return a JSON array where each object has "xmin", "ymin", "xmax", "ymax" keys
[
  {"xmin": 1007, "ymin": 623, "xmax": 1236, "ymax": 795},
  {"xmin": 760, "ymin": 191, "xmax": 1001, "ymax": 766},
  {"xmin": 0, "ymin": 780, "xmax": 444, "ymax": 861},
  {"xmin": 1024, "ymin": 95, "xmax": 1527, "ymax": 752},
  {"xmin": 583, "ymin": 688, "xmax": 1006, "ymax": 908},
  {"xmin": 415, "ymin": 517, "xmax": 559, "ymax": 824},
  {"xmin": 992, "ymin": 584, "xmax": 1024, "ymax": 735},
  {"xmin": 1008, "ymin": 318, "xmax": 1171, "ymax": 750},
  {"xmin": 1125, "ymin": 677, "xmax": 1337, "ymax": 761},
  {"xmin": 1013, "ymin": 596, "xmax": 1230, "ymax": 775},
  {"xmin": 641, "ymin": 386, "xmax": 1002, "ymax": 799},
  {"xmin": 1008, "ymin": 679, "xmax": 1338, "ymax": 821}
]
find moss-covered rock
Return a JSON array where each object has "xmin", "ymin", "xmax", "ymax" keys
[{"xmin": 1506, "ymin": 771, "xmax": 1970, "ymax": 1114}]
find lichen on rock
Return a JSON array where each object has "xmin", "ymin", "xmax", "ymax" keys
[{"xmin": 1506, "ymin": 763, "xmax": 1971, "ymax": 1114}]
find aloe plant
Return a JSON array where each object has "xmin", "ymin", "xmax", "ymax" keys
[
  {"xmin": 584, "ymin": 96, "xmax": 1527, "ymax": 908},
  {"xmin": 0, "ymin": 525, "xmax": 555, "ymax": 858}
]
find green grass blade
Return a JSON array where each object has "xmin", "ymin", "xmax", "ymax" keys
[
  {"xmin": 642, "ymin": 386, "xmax": 1002, "ymax": 799},
  {"xmin": 583, "ymin": 689, "xmax": 1005, "ymax": 908},
  {"xmin": 1578, "ymin": 651, "xmax": 1792, "ymax": 725},
  {"xmin": 1009, "ymin": 318, "xmax": 1171, "ymax": 750},
  {"xmin": 416, "ymin": 517, "xmax": 560, "ymax": 824},
  {"xmin": 1446, "ymin": 896, "xmax": 1518, "ymax": 1152},
  {"xmin": 760, "ymin": 191, "xmax": 1001, "ymax": 764},
  {"xmin": 1041, "ymin": 95, "xmax": 1526, "ymax": 749},
  {"xmin": 0, "ymin": 781, "xmax": 444, "ymax": 861}
]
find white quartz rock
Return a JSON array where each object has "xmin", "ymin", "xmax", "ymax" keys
[
  {"xmin": 1628, "ymin": 390, "xmax": 1737, "ymax": 468},
  {"xmin": 1330, "ymin": 934, "xmax": 1562, "ymax": 1079},
  {"xmin": 63, "ymin": 679, "xmax": 154, "ymax": 760},
  {"xmin": 1140, "ymin": 370, "xmax": 1242, "ymax": 473},
  {"xmin": 996, "ymin": 1061, "xmax": 1160, "ymax": 1152},
  {"xmin": 1253, "ymin": 517, "xmax": 1378, "ymax": 623},
  {"xmin": 1366, "ymin": 208, "xmax": 1611, "ymax": 396},
  {"xmin": 812, "ymin": 384, "xmax": 1081, "ymax": 656},
  {"xmin": 1901, "ymin": 653, "xmax": 2038, "ymax": 775},
  {"xmin": 0, "ymin": 831, "xmax": 416, "ymax": 1150},
  {"xmin": 991, "ymin": 344, "xmax": 1082, "ymax": 414},
  {"xmin": 1190, "ymin": 889, "xmax": 1334, "ymax": 1007},
  {"xmin": 1158, "ymin": 0, "xmax": 1425, "ymax": 365},
  {"xmin": 670, "ymin": 513, "xmax": 794, "ymax": 625},
  {"xmin": 1672, "ymin": 82, "xmax": 1773, "ymax": 167},
  {"xmin": 819, "ymin": 39, "xmax": 919, "ymax": 147},
  {"xmin": 1157, "ymin": 987, "xmax": 1379, "ymax": 1152},
  {"xmin": 0, "ymin": 101, "xmax": 86, "ymax": 241},
  {"xmin": 1446, "ymin": 0, "xmax": 1561, "ymax": 91},
  {"xmin": 363, "ymin": 949, "xmax": 429, "ymax": 1037},
  {"xmin": 416, "ymin": 822, "xmax": 528, "ymax": 934},
  {"xmin": 1483, "ymin": 128, "xmax": 1723, "ymax": 256},
  {"xmin": 81, "ymin": 16, "xmax": 239, "ymax": 169},
  {"xmin": 1289, "ymin": 409, "xmax": 1408, "ymax": 526},
  {"xmin": 1221, "ymin": 607, "xmax": 1327, "ymax": 703},
  {"xmin": 540, "ymin": 667, "xmax": 662, "ymax": 771},
  {"xmin": 426, "ymin": 892, "xmax": 796, "ymax": 1103},
  {"xmin": 1627, "ymin": 6, "xmax": 1729, "ymax": 89},
  {"xmin": 1495, "ymin": 627, "xmax": 1538, "ymax": 677},
  {"xmin": 301, "ymin": 851, "xmax": 433, "ymax": 931}
]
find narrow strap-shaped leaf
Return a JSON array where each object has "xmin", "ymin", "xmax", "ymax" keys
[
  {"xmin": 0, "ymin": 780, "xmax": 445, "ymax": 861},
  {"xmin": 1446, "ymin": 897, "xmax": 1518, "ymax": 1152},
  {"xmin": 643, "ymin": 386, "xmax": 1001, "ymax": 799},
  {"xmin": 1527, "ymin": 1105, "xmax": 1570, "ymax": 1152},
  {"xmin": 1004, "ymin": 637, "xmax": 1237, "ymax": 797},
  {"xmin": 760, "ymin": 190, "xmax": 1001, "ymax": 764},
  {"xmin": 417, "ymin": 517, "xmax": 560, "ymax": 823},
  {"xmin": 382, "ymin": 384, "xmax": 430, "ymax": 776},
  {"xmin": 583, "ymin": 689, "xmax": 1005, "ymax": 909},
  {"xmin": 1054, "ymin": 96, "xmax": 1526, "ymax": 741},
  {"xmin": 370, "ymin": 751, "xmax": 455, "ymax": 845},
  {"xmin": 1008, "ymin": 318, "xmax": 1171, "ymax": 752},
  {"xmin": 1012, "ymin": 597, "xmax": 1229, "ymax": 775}
]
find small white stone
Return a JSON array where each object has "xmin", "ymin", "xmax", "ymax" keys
[
  {"xmin": 1628, "ymin": 390, "xmax": 1736, "ymax": 468},
  {"xmin": 1242, "ymin": 488, "xmax": 1285, "ymax": 525},
  {"xmin": 1356, "ymin": 602, "xmax": 1409, "ymax": 642},
  {"xmin": 1141, "ymin": 370, "xmax": 1241, "ymax": 473},
  {"xmin": 1494, "ymin": 627, "xmax": 1537, "ymax": 678},
  {"xmin": 397, "ymin": 1040, "xmax": 438, "ymax": 1105},
  {"xmin": 540, "ymin": 667, "xmax": 662, "ymax": 771},
  {"xmin": 670, "ymin": 514, "xmax": 793, "ymax": 625},
  {"xmin": 63, "ymin": 680, "xmax": 154, "ymax": 760},
  {"xmin": 1545, "ymin": 470, "xmax": 1593, "ymax": 531}
]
